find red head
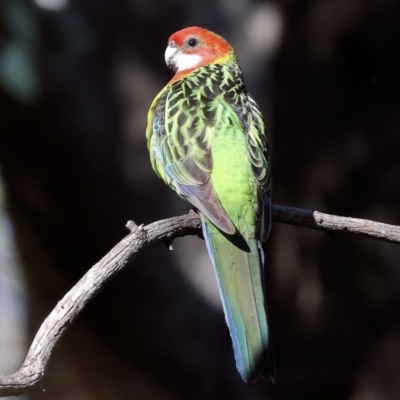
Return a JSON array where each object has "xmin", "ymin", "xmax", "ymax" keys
[{"xmin": 165, "ymin": 27, "xmax": 234, "ymax": 81}]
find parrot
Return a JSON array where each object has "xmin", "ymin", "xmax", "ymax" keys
[{"xmin": 146, "ymin": 26, "xmax": 274, "ymax": 383}]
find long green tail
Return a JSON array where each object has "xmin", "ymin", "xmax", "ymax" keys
[{"xmin": 202, "ymin": 219, "xmax": 275, "ymax": 382}]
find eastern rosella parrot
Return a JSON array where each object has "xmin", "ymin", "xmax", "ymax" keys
[{"xmin": 146, "ymin": 27, "xmax": 274, "ymax": 383}]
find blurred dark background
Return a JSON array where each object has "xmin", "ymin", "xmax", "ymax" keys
[{"xmin": 1, "ymin": 0, "xmax": 400, "ymax": 399}]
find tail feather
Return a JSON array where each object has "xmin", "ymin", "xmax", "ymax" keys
[{"xmin": 202, "ymin": 219, "xmax": 275, "ymax": 382}]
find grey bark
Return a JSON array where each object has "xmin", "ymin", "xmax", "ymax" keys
[{"xmin": 1, "ymin": 205, "xmax": 399, "ymax": 397}]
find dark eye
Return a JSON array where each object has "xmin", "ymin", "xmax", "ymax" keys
[{"xmin": 187, "ymin": 38, "xmax": 198, "ymax": 47}]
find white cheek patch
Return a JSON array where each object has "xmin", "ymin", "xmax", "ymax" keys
[{"xmin": 173, "ymin": 53, "xmax": 202, "ymax": 72}]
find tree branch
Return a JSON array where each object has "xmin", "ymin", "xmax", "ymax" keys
[
  {"xmin": 1, "ymin": 205, "xmax": 399, "ymax": 396},
  {"xmin": 272, "ymin": 205, "xmax": 400, "ymax": 244}
]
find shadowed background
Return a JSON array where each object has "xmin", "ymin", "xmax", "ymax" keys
[{"xmin": 0, "ymin": 0, "xmax": 400, "ymax": 399}]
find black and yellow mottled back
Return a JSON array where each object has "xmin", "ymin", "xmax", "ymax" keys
[{"xmin": 147, "ymin": 60, "xmax": 271, "ymax": 239}]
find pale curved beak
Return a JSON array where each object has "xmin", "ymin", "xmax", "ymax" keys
[{"xmin": 165, "ymin": 45, "xmax": 177, "ymax": 68}]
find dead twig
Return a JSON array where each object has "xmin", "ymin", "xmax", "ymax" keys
[{"xmin": 1, "ymin": 205, "xmax": 399, "ymax": 396}]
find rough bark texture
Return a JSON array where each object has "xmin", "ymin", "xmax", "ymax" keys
[
  {"xmin": 273, "ymin": 206, "xmax": 400, "ymax": 244},
  {"xmin": 1, "ymin": 206, "xmax": 399, "ymax": 397}
]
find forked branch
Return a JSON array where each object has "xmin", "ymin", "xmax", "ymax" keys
[{"xmin": 1, "ymin": 205, "xmax": 399, "ymax": 397}]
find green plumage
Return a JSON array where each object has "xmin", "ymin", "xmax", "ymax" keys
[{"xmin": 147, "ymin": 57, "xmax": 274, "ymax": 382}]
